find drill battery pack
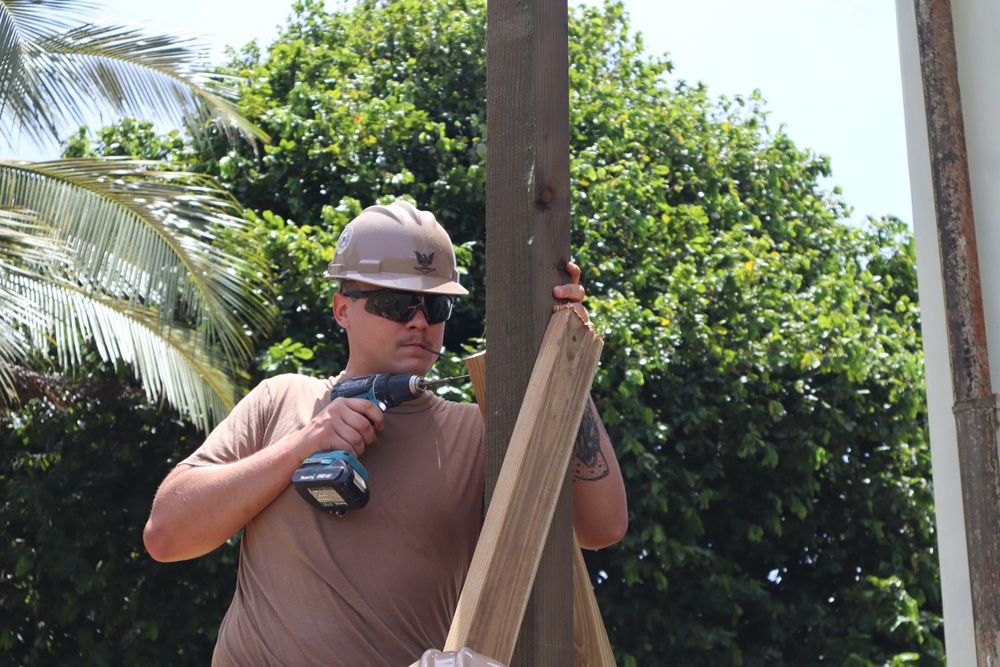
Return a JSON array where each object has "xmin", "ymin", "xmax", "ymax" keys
[{"xmin": 293, "ymin": 451, "xmax": 370, "ymax": 515}]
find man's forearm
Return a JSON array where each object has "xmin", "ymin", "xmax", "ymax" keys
[{"xmin": 142, "ymin": 436, "xmax": 305, "ymax": 562}]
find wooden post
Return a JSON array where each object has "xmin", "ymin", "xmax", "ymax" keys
[{"xmin": 485, "ymin": 0, "xmax": 574, "ymax": 662}]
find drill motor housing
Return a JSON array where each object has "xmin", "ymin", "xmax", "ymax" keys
[{"xmin": 329, "ymin": 373, "xmax": 426, "ymax": 411}]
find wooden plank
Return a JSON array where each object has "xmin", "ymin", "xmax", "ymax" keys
[
  {"xmin": 446, "ymin": 308, "xmax": 602, "ymax": 664},
  {"xmin": 463, "ymin": 352, "xmax": 617, "ymax": 667},
  {"xmin": 485, "ymin": 0, "xmax": 574, "ymax": 661},
  {"xmin": 464, "ymin": 350, "xmax": 487, "ymax": 422},
  {"xmin": 573, "ymin": 535, "xmax": 617, "ymax": 667}
]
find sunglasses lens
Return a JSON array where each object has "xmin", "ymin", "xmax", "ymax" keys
[
  {"xmin": 364, "ymin": 292, "xmax": 409, "ymax": 321},
  {"xmin": 364, "ymin": 291, "xmax": 453, "ymax": 324},
  {"xmin": 425, "ymin": 294, "xmax": 453, "ymax": 323}
]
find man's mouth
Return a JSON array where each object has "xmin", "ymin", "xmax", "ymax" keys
[{"xmin": 400, "ymin": 339, "xmax": 439, "ymax": 355}]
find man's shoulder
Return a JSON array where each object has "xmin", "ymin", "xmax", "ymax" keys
[
  {"xmin": 424, "ymin": 392, "xmax": 480, "ymax": 413},
  {"xmin": 261, "ymin": 373, "xmax": 335, "ymax": 390},
  {"xmin": 252, "ymin": 373, "xmax": 336, "ymax": 405},
  {"xmin": 424, "ymin": 394, "xmax": 484, "ymax": 436}
]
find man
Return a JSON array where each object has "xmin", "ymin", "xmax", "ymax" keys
[{"xmin": 143, "ymin": 200, "xmax": 627, "ymax": 666}]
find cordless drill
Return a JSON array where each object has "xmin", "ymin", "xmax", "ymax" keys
[{"xmin": 293, "ymin": 372, "xmax": 468, "ymax": 515}]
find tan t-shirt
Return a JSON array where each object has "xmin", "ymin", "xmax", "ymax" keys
[{"xmin": 180, "ymin": 374, "xmax": 486, "ymax": 667}]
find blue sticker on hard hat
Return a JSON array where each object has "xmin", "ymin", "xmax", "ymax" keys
[{"xmin": 335, "ymin": 226, "xmax": 354, "ymax": 255}]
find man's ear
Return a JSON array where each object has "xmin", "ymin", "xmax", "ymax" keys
[{"xmin": 332, "ymin": 293, "xmax": 351, "ymax": 329}]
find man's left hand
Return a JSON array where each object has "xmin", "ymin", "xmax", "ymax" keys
[{"xmin": 553, "ymin": 261, "xmax": 594, "ymax": 332}]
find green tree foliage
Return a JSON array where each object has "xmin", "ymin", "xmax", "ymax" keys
[
  {"xmin": 0, "ymin": 362, "xmax": 236, "ymax": 664},
  {"xmin": 561, "ymin": 9, "xmax": 940, "ymax": 663},
  {"xmin": 1, "ymin": 0, "xmax": 941, "ymax": 664},
  {"xmin": 197, "ymin": 0, "xmax": 489, "ymax": 359}
]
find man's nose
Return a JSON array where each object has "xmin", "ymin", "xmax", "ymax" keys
[{"xmin": 406, "ymin": 305, "xmax": 430, "ymax": 329}]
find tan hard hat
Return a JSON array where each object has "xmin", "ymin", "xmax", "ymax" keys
[{"xmin": 326, "ymin": 200, "xmax": 468, "ymax": 295}]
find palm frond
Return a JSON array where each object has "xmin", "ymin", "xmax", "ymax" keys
[
  {"xmin": 0, "ymin": 206, "xmax": 60, "ymax": 400},
  {"xmin": 0, "ymin": 0, "xmax": 276, "ymax": 428},
  {"xmin": 2, "ymin": 273, "xmax": 241, "ymax": 430},
  {"xmin": 0, "ymin": 0, "xmax": 268, "ymax": 149},
  {"xmin": 0, "ymin": 158, "xmax": 277, "ymax": 369},
  {"xmin": 0, "ymin": 204, "xmax": 64, "ymax": 266}
]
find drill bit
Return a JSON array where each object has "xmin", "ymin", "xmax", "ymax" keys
[{"xmin": 420, "ymin": 374, "xmax": 469, "ymax": 388}]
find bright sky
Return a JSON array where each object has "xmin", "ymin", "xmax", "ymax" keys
[{"xmin": 8, "ymin": 0, "xmax": 912, "ymax": 227}]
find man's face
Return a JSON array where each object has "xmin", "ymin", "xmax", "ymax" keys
[{"xmin": 333, "ymin": 287, "xmax": 448, "ymax": 377}]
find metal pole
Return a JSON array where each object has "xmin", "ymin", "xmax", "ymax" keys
[{"xmin": 913, "ymin": 0, "xmax": 1000, "ymax": 662}]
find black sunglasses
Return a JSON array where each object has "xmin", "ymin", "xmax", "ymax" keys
[{"xmin": 341, "ymin": 289, "xmax": 454, "ymax": 324}]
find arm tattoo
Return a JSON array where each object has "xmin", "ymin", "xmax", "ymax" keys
[{"xmin": 573, "ymin": 402, "xmax": 609, "ymax": 482}]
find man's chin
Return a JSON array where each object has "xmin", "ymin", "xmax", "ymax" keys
[{"xmin": 394, "ymin": 351, "xmax": 436, "ymax": 376}]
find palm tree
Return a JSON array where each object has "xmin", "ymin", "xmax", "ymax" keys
[{"xmin": 0, "ymin": 0, "xmax": 276, "ymax": 431}]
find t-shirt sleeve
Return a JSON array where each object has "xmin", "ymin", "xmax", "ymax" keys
[{"xmin": 179, "ymin": 379, "xmax": 276, "ymax": 467}]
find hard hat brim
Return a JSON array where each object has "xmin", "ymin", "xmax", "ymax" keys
[{"xmin": 327, "ymin": 270, "xmax": 469, "ymax": 296}]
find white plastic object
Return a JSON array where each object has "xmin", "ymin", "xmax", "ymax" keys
[{"xmin": 408, "ymin": 647, "xmax": 507, "ymax": 667}]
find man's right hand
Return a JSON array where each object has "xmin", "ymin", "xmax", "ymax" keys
[
  {"xmin": 144, "ymin": 395, "xmax": 385, "ymax": 563},
  {"xmin": 300, "ymin": 396, "xmax": 385, "ymax": 459}
]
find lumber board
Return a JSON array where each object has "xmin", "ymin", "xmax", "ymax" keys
[
  {"xmin": 464, "ymin": 350, "xmax": 487, "ymax": 422},
  {"xmin": 446, "ymin": 308, "xmax": 602, "ymax": 663},
  {"xmin": 572, "ymin": 535, "xmax": 617, "ymax": 666},
  {"xmin": 463, "ymin": 351, "xmax": 617, "ymax": 667}
]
